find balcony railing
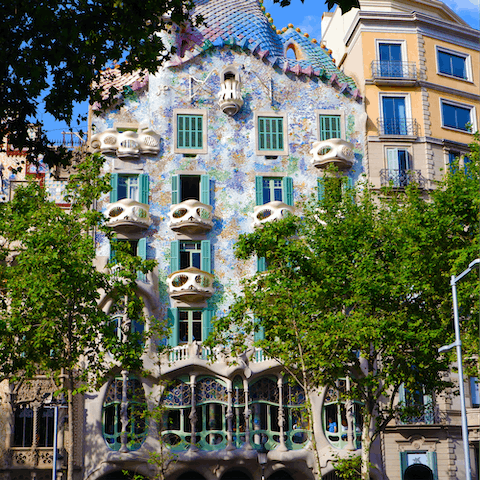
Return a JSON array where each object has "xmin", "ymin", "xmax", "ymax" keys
[
  {"xmin": 377, "ymin": 118, "xmax": 419, "ymax": 137},
  {"xmin": 168, "ymin": 199, "xmax": 213, "ymax": 234},
  {"xmin": 371, "ymin": 61, "xmax": 417, "ymax": 81},
  {"xmin": 310, "ymin": 138, "xmax": 355, "ymax": 170},
  {"xmin": 395, "ymin": 404, "xmax": 446, "ymax": 425},
  {"xmin": 105, "ymin": 198, "xmax": 151, "ymax": 232},
  {"xmin": 252, "ymin": 201, "xmax": 294, "ymax": 228},
  {"xmin": 167, "ymin": 267, "xmax": 215, "ymax": 302},
  {"xmin": 380, "ymin": 169, "xmax": 426, "ymax": 188}
]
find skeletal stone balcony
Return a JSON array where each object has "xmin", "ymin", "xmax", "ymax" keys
[
  {"xmin": 105, "ymin": 198, "xmax": 151, "ymax": 233},
  {"xmin": 310, "ymin": 138, "xmax": 355, "ymax": 170},
  {"xmin": 168, "ymin": 199, "xmax": 213, "ymax": 234},
  {"xmin": 252, "ymin": 201, "xmax": 294, "ymax": 228},
  {"xmin": 167, "ymin": 267, "xmax": 215, "ymax": 302},
  {"xmin": 91, "ymin": 127, "xmax": 160, "ymax": 158},
  {"xmin": 218, "ymin": 78, "xmax": 244, "ymax": 116}
]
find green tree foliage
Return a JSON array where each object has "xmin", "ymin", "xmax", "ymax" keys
[{"xmin": 209, "ymin": 136, "xmax": 479, "ymax": 479}]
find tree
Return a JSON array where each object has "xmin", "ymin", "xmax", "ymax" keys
[
  {"xmin": 208, "ymin": 141, "xmax": 480, "ymax": 479},
  {"xmin": 0, "ymin": 0, "xmax": 358, "ymax": 167},
  {"xmin": 0, "ymin": 153, "xmax": 155, "ymax": 480}
]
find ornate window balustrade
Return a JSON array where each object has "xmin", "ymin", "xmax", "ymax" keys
[
  {"xmin": 252, "ymin": 201, "xmax": 294, "ymax": 228},
  {"xmin": 167, "ymin": 267, "xmax": 215, "ymax": 302},
  {"xmin": 168, "ymin": 199, "xmax": 213, "ymax": 234},
  {"xmin": 310, "ymin": 138, "xmax": 355, "ymax": 170},
  {"xmin": 380, "ymin": 169, "xmax": 426, "ymax": 188},
  {"xmin": 371, "ymin": 61, "xmax": 417, "ymax": 81},
  {"xmin": 377, "ymin": 118, "xmax": 419, "ymax": 137}
]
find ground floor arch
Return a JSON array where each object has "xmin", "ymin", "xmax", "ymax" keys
[{"xmin": 404, "ymin": 464, "xmax": 434, "ymax": 480}]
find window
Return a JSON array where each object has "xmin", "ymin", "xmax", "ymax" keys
[
  {"xmin": 385, "ymin": 148, "xmax": 412, "ymax": 187},
  {"xmin": 255, "ymin": 176, "xmax": 293, "ymax": 206},
  {"xmin": 441, "ymin": 100, "xmax": 475, "ymax": 132},
  {"xmin": 109, "ymin": 238, "xmax": 148, "ymax": 282},
  {"xmin": 103, "ymin": 376, "xmax": 146, "ymax": 451},
  {"xmin": 13, "ymin": 407, "xmax": 34, "ymax": 447},
  {"xmin": 170, "ymin": 240, "xmax": 211, "ymax": 273},
  {"xmin": 400, "ymin": 451, "xmax": 437, "ymax": 480},
  {"xmin": 471, "ymin": 377, "xmax": 479, "ymax": 407},
  {"xmin": 13, "ymin": 406, "xmax": 55, "ymax": 448},
  {"xmin": 110, "ymin": 173, "xmax": 149, "ymax": 204},
  {"xmin": 167, "ymin": 308, "xmax": 214, "ymax": 346},
  {"xmin": 109, "ymin": 301, "xmax": 144, "ymax": 345},
  {"xmin": 255, "ymin": 113, "xmax": 288, "ymax": 156},
  {"xmin": 378, "ymin": 42, "xmax": 403, "ymax": 77},
  {"xmin": 398, "ymin": 384, "xmax": 434, "ymax": 424},
  {"xmin": 171, "ymin": 174, "xmax": 210, "ymax": 205},
  {"xmin": 173, "ymin": 109, "xmax": 207, "ymax": 154},
  {"xmin": 380, "ymin": 95, "xmax": 415, "ymax": 135},
  {"xmin": 318, "ymin": 114, "xmax": 342, "ymax": 140},
  {"xmin": 437, "ymin": 47, "xmax": 470, "ymax": 80},
  {"xmin": 317, "ymin": 176, "xmax": 353, "ymax": 203}
]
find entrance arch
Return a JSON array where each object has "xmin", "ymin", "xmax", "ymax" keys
[
  {"xmin": 267, "ymin": 471, "xmax": 294, "ymax": 480},
  {"xmin": 220, "ymin": 471, "xmax": 251, "ymax": 480},
  {"xmin": 177, "ymin": 473, "xmax": 206, "ymax": 480},
  {"xmin": 404, "ymin": 464, "xmax": 434, "ymax": 480}
]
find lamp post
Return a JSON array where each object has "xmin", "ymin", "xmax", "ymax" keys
[
  {"xmin": 438, "ymin": 258, "xmax": 480, "ymax": 480},
  {"xmin": 257, "ymin": 440, "xmax": 268, "ymax": 480},
  {"xmin": 45, "ymin": 394, "xmax": 67, "ymax": 480}
]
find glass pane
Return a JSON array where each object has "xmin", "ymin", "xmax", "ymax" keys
[
  {"xmin": 192, "ymin": 321, "xmax": 202, "ymax": 341},
  {"xmin": 180, "ymin": 321, "xmax": 189, "ymax": 343}
]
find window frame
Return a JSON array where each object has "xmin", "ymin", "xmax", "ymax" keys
[
  {"xmin": 255, "ymin": 112, "xmax": 288, "ymax": 156},
  {"xmin": 255, "ymin": 175, "xmax": 293, "ymax": 206},
  {"xmin": 171, "ymin": 172, "xmax": 210, "ymax": 205},
  {"xmin": 173, "ymin": 109, "xmax": 208, "ymax": 155},
  {"xmin": 375, "ymin": 39, "xmax": 407, "ymax": 64},
  {"xmin": 435, "ymin": 46, "xmax": 472, "ymax": 82},
  {"xmin": 316, "ymin": 110, "xmax": 345, "ymax": 141},
  {"xmin": 110, "ymin": 173, "xmax": 149, "ymax": 204},
  {"xmin": 440, "ymin": 98, "xmax": 476, "ymax": 133}
]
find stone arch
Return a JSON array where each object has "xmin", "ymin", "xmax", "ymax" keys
[
  {"xmin": 404, "ymin": 464, "xmax": 434, "ymax": 480},
  {"xmin": 220, "ymin": 470, "xmax": 252, "ymax": 480},
  {"xmin": 177, "ymin": 473, "xmax": 207, "ymax": 480},
  {"xmin": 267, "ymin": 470, "xmax": 294, "ymax": 480}
]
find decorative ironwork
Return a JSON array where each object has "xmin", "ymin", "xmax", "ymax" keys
[
  {"xmin": 380, "ymin": 169, "xmax": 426, "ymax": 188},
  {"xmin": 377, "ymin": 118, "xmax": 419, "ymax": 136},
  {"xmin": 195, "ymin": 377, "xmax": 228, "ymax": 404},
  {"xmin": 396, "ymin": 403, "xmax": 446, "ymax": 425},
  {"xmin": 371, "ymin": 61, "xmax": 417, "ymax": 80}
]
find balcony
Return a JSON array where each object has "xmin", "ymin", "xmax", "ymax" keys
[
  {"xmin": 168, "ymin": 199, "xmax": 213, "ymax": 234},
  {"xmin": 380, "ymin": 169, "xmax": 426, "ymax": 189},
  {"xmin": 252, "ymin": 201, "xmax": 294, "ymax": 228},
  {"xmin": 377, "ymin": 118, "xmax": 419, "ymax": 138},
  {"xmin": 371, "ymin": 61, "xmax": 417, "ymax": 85},
  {"xmin": 105, "ymin": 198, "xmax": 151, "ymax": 233},
  {"xmin": 395, "ymin": 404, "xmax": 446, "ymax": 425},
  {"xmin": 467, "ymin": 408, "xmax": 480, "ymax": 441},
  {"xmin": 167, "ymin": 267, "xmax": 215, "ymax": 302},
  {"xmin": 90, "ymin": 127, "xmax": 160, "ymax": 158},
  {"xmin": 310, "ymin": 138, "xmax": 355, "ymax": 170},
  {"xmin": 10, "ymin": 447, "xmax": 55, "ymax": 468},
  {"xmin": 218, "ymin": 78, "xmax": 244, "ymax": 116}
]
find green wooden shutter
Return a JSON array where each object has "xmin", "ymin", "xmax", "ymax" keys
[
  {"xmin": 170, "ymin": 241, "xmax": 180, "ymax": 273},
  {"xmin": 342, "ymin": 176, "xmax": 355, "ymax": 203},
  {"xmin": 255, "ymin": 176, "xmax": 264, "ymax": 206},
  {"xmin": 110, "ymin": 173, "xmax": 119, "ymax": 203},
  {"xmin": 283, "ymin": 177, "xmax": 293, "ymax": 206},
  {"xmin": 139, "ymin": 174, "xmax": 149, "ymax": 204},
  {"xmin": 426, "ymin": 452, "xmax": 438, "ymax": 480},
  {"xmin": 258, "ymin": 117, "xmax": 265, "ymax": 150},
  {"xmin": 399, "ymin": 452, "xmax": 408, "ymax": 478},
  {"xmin": 200, "ymin": 174, "xmax": 210, "ymax": 205},
  {"xmin": 317, "ymin": 178, "xmax": 325, "ymax": 202},
  {"xmin": 320, "ymin": 115, "xmax": 341, "ymax": 141},
  {"xmin": 172, "ymin": 174, "xmax": 179, "ymax": 204},
  {"xmin": 202, "ymin": 309, "xmax": 214, "ymax": 341},
  {"xmin": 201, "ymin": 240, "xmax": 211, "ymax": 273},
  {"xmin": 109, "ymin": 239, "xmax": 118, "ymax": 264},
  {"xmin": 177, "ymin": 115, "xmax": 203, "ymax": 149},
  {"xmin": 399, "ymin": 384, "xmax": 406, "ymax": 404},
  {"xmin": 253, "ymin": 317, "xmax": 265, "ymax": 342},
  {"xmin": 167, "ymin": 308, "xmax": 179, "ymax": 347},
  {"xmin": 258, "ymin": 117, "xmax": 284, "ymax": 151},
  {"xmin": 137, "ymin": 238, "xmax": 147, "ymax": 282},
  {"xmin": 423, "ymin": 392, "xmax": 433, "ymax": 424},
  {"xmin": 257, "ymin": 257, "xmax": 266, "ymax": 272}
]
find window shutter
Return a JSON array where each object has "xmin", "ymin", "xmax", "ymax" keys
[
  {"xmin": 202, "ymin": 309, "xmax": 214, "ymax": 341},
  {"xmin": 200, "ymin": 174, "xmax": 210, "ymax": 205},
  {"xmin": 171, "ymin": 174, "xmax": 179, "ymax": 204},
  {"xmin": 255, "ymin": 176, "xmax": 264, "ymax": 206},
  {"xmin": 109, "ymin": 239, "xmax": 117, "ymax": 264},
  {"xmin": 253, "ymin": 317, "xmax": 265, "ymax": 342},
  {"xmin": 110, "ymin": 173, "xmax": 119, "ymax": 203},
  {"xmin": 317, "ymin": 178, "xmax": 325, "ymax": 202},
  {"xmin": 276, "ymin": 118, "xmax": 284, "ymax": 150},
  {"xmin": 201, "ymin": 240, "xmax": 211, "ymax": 273},
  {"xmin": 427, "ymin": 451, "xmax": 438, "ymax": 480},
  {"xmin": 399, "ymin": 452, "xmax": 408, "ymax": 477},
  {"xmin": 139, "ymin": 174, "xmax": 149, "ymax": 204},
  {"xmin": 399, "ymin": 384, "xmax": 406, "ymax": 404},
  {"xmin": 138, "ymin": 238, "xmax": 147, "ymax": 260},
  {"xmin": 387, "ymin": 148, "xmax": 398, "ymax": 171},
  {"xmin": 423, "ymin": 392, "xmax": 434, "ymax": 424},
  {"xmin": 342, "ymin": 176, "xmax": 355, "ymax": 203},
  {"xmin": 257, "ymin": 257, "xmax": 266, "ymax": 272},
  {"xmin": 170, "ymin": 241, "xmax": 180, "ymax": 273},
  {"xmin": 283, "ymin": 177, "xmax": 293, "ymax": 206},
  {"xmin": 167, "ymin": 308, "xmax": 179, "ymax": 347}
]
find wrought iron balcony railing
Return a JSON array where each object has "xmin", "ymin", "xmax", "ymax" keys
[
  {"xmin": 380, "ymin": 169, "xmax": 426, "ymax": 188},
  {"xmin": 395, "ymin": 403, "xmax": 447, "ymax": 425},
  {"xmin": 377, "ymin": 118, "xmax": 419, "ymax": 136},
  {"xmin": 371, "ymin": 61, "xmax": 417, "ymax": 80}
]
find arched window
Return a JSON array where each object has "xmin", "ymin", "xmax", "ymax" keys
[
  {"xmin": 13, "ymin": 406, "xmax": 54, "ymax": 448},
  {"xmin": 282, "ymin": 380, "xmax": 309, "ymax": 449},
  {"xmin": 161, "ymin": 377, "xmax": 195, "ymax": 451},
  {"xmin": 323, "ymin": 379, "xmax": 362, "ymax": 450},
  {"xmin": 103, "ymin": 376, "xmax": 147, "ymax": 451},
  {"xmin": 13, "ymin": 407, "xmax": 33, "ymax": 447},
  {"xmin": 195, "ymin": 376, "xmax": 228, "ymax": 450}
]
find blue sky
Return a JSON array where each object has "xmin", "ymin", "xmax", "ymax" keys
[{"xmin": 39, "ymin": 0, "xmax": 479, "ymax": 142}]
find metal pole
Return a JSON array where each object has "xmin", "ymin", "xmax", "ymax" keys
[
  {"xmin": 52, "ymin": 405, "xmax": 58, "ymax": 480},
  {"xmin": 451, "ymin": 274, "xmax": 472, "ymax": 480}
]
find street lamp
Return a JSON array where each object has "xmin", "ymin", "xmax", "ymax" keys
[
  {"xmin": 44, "ymin": 393, "xmax": 67, "ymax": 480},
  {"xmin": 438, "ymin": 258, "xmax": 480, "ymax": 480},
  {"xmin": 257, "ymin": 439, "xmax": 268, "ymax": 480}
]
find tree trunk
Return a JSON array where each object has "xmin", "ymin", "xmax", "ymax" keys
[
  {"xmin": 67, "ymin": 376, "xmax": 74, "ymax": 480},
  {"xmin": 361, "ymin": 413, "xmax": 372, "ymax": 480}
]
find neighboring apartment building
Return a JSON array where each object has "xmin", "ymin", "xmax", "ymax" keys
[
  {"xmin": 322, "ymin": 1, "xmax": 480, "ymax": 479},
  {"xmin": 321, "ymin": 0, "xmax": 479, "ymax": 192}
]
